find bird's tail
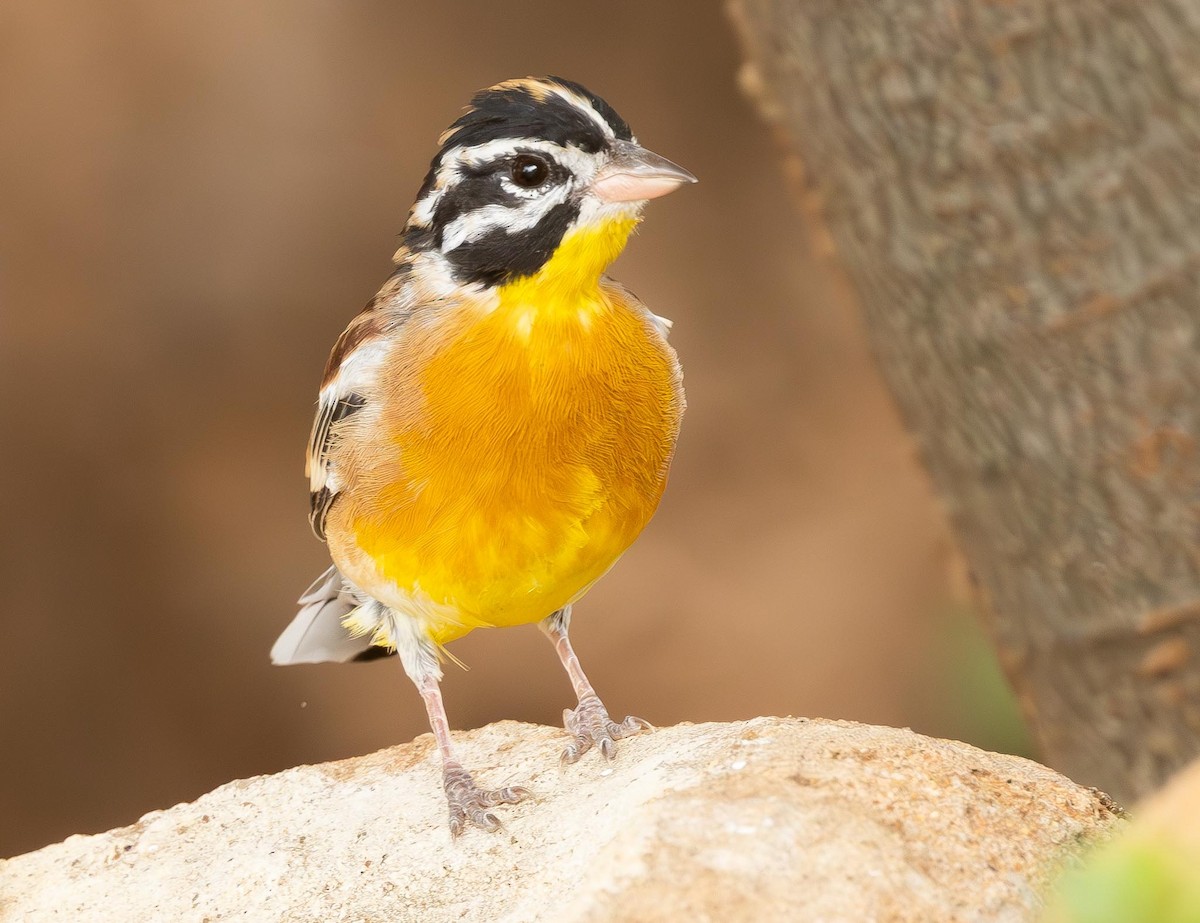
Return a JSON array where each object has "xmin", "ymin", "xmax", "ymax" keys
[{"xmin": 271, "ymin": 565, "xmax": 391, "ymax": 664}]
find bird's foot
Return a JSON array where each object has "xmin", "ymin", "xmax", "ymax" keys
[
  {"xmin": 442, "ymin": 761, "xmax": 531, "ymax": 837},
  {"xmin": 560, "ymin": 693, "xmax": 653, "ymax": 764}
]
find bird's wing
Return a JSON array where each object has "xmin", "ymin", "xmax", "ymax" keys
[{"xmin": 307, "ymin": 271, "xmax": 414, "ymax": 540}]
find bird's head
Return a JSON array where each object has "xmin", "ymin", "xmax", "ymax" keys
[{"xmin": 401, "ymin": 77, "xmax": 696, "ymax": 293}]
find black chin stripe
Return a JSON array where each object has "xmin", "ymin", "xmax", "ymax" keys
[{"xmin": 444, "ymin": 200, "xmax": 578, "ymax": 287}]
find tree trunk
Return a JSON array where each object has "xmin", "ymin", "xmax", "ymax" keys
[{"xmin": 730, "ymin": 0, "xmax": 1200, "ymax": 803}]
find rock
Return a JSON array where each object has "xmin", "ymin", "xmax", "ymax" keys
[{"xmin": 0, "ymin": 718, "xmax": 1121, "ymax": 922}]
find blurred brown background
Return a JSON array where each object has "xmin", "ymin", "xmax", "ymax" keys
[{"xmin": 0, "ymin": 0, "xmax": 1027, "ymax": 857}]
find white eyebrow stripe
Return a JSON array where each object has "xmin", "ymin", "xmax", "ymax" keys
[
  {"xmin": 449, "ymin": 137, "xmax": 595, "ymax": 173},
  {"xmin": 542, "ymin": 83, "xmax": 615, "ymax": 140}
]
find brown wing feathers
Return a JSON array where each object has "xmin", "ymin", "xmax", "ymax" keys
[{"xmin": 306, "ymin": 307, "xmax": 391, "ymax": 541}]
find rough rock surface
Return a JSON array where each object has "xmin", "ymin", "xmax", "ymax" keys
[{"xmin": 0, "ymin": 718, "xmax": 1122, "ymax": 922}]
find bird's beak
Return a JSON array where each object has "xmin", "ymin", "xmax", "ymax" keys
[{"xmin": 591, "ymin": 140, "xmax": 697, "ymax": 203}]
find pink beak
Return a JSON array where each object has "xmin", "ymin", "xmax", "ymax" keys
[{"xmin": 591, "ymin": 140, "xmax": 697, "ymax": 203}]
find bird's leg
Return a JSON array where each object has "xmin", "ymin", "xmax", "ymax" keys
[
  {"xmin": 539, "ymin": 606, "xmax": 653, "ymax": 764},
  {"xmin": 412, "ymin": 672, "xmax": 530, "ymax": 834},
  {"xmin": 393, "ymin": 611, "xmax": 530, "ymax": 835}
]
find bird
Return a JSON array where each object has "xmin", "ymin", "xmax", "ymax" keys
[{"xmin": 271, "ymin": 76, "xmax": 694, "ymax": 835}]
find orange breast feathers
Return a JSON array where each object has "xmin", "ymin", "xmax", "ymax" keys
[{"xmin": 326, "ymin": 280, "xmax": 684, "ymax": 641}]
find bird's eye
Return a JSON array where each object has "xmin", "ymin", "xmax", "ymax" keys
[{"xmin": 510, "ymin": 154, "xmax": 550, "ymax": 188}]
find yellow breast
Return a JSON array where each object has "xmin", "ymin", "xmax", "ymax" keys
[{"xmin": 330, "ymin": 221, "xmax": 683, "ymax": 643}]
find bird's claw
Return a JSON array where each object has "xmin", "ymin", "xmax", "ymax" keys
[
  {"xmin": 560, "ymin": 693, "xmax": 653, "ymax": 765},
  {"xmin": 442, "ymin": 762, "xmax": 531, "ymax": 836}
]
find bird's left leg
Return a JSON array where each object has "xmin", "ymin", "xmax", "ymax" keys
[
  {"xmin": 539, "ymin": 606, "xmax": 652, "ymax": 764},
  {"xmin": 389, "ymin": 609, "xmax": 530, "ymax": 835}
]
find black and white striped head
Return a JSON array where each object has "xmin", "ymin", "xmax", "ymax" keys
[{"xmin": 402, "ymin": 77, "xmax": 695, "ymax": 289}]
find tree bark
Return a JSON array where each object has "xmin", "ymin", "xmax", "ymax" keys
[{"xmin": 731, "ymin": 0, "xmax": 1200, "ymax": 803}]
